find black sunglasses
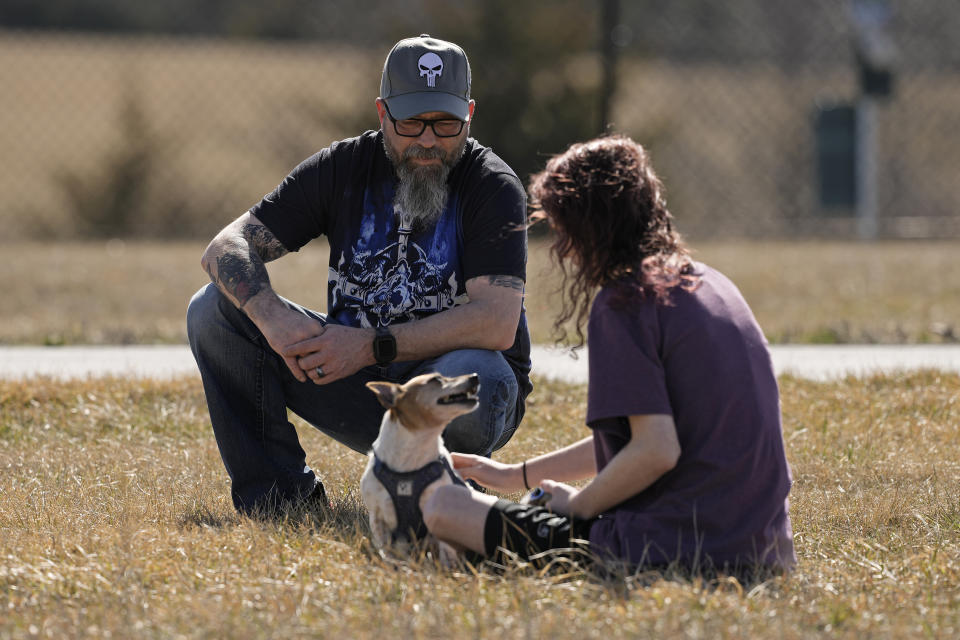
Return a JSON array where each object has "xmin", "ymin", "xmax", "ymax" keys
[{"xmin": 383, "ymin": 103, "xmax": 465, "ymax": 138}]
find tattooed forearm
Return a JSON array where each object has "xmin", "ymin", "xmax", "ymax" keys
[
  {"xmin": 213, "ymin": 251, "xmax": 270, "ymax": 308},
  {"xmin": 204, "ymin": 223, "xmax": 282, "ymax": 307},
  {"xmin": 487, "ymin": 275, "xmax": 525, "ymax": 291},
  {"xmin": 202, "ymin": 216, "xmax": 287, "ymax": 310},
  {"xmin": 242, "ymin": 223, "xmax": 288, "ymax": 263}
]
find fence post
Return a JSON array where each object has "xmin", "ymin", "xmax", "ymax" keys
[
  {"xmin": 849, "ymin": 0, "xmax": 895, "ymax": 239},
  {"xmin": 855, "ymin": 98, "xmax": 879, "ymax": 239}
]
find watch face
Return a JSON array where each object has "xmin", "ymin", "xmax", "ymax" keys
[{"xmin": 374, "ymin": 331, "xmax": 397, "ymax": 364}]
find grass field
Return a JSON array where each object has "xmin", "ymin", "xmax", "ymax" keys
[
  {"xmin": 1, "ymin": 239, "xmax": 957, "ymax": 347},
  {"xmin": 3, "ymin": 28, "xmax": 959, "ymax": 640},
  {"xmin": 1, "ymin": 372, "xmax": 958, "ymax": 638}
]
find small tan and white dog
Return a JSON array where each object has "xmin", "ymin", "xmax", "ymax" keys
[{"xmin": 360, "ymin": 372, "xmax": 479, "ymax": 562}]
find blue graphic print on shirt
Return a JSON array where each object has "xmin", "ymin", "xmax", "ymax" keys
[{"xmin": 327, "ymin": 182, "xmax": 467, "ymax": 329}]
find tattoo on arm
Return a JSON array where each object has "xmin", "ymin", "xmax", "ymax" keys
[
  {"xmin": 214, "ymin": 251, "xmax": 269, "ymax": 308},
  {"xmin": 486, "ymin": 275, "xmax": 525, "ymax": 292},
  {"xmin": 242, "ymin": 223, "xmax": 289, "ymax": 263},
  {"xmin": 206, "ymin": 222, "xmax": 287, "ymax": 309}
]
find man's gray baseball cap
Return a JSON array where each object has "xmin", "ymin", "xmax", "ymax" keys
[{"xmin": 380, "ymin": 34, "xmax": 472, "ymax": 121}]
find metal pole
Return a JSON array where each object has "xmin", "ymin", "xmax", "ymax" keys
[{"xmin": 855, "ymin": 96, "xmax": 878, "ymax": 239}]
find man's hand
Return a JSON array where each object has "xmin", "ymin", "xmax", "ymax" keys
[
  {"xmin": 248, "ymin": 300, "xmax": 328, "ymax": 382},
  {"xmin": 202, "ymin": 211, "xmax": 334, "ymax": 383},
  {"xmin": 451, "ymin": 453, "xmax": 525, "ymax": 493},
  {"xmin": 282, "ymin": 324, "xmax": 376, "ymax": 385}
]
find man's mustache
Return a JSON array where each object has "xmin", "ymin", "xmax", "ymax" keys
[{"xmin": 402, "ymin": 145, "xmax": 446, "ymax": 162}]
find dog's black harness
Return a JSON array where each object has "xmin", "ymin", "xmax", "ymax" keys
[{"xmin": 372, "ymin": 454, "xmax": 466, "ymax": 544}]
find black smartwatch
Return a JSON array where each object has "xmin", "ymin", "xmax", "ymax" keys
[{"xmin": 373, "ymin": 326, "xmax": 397, "ymax": 365}]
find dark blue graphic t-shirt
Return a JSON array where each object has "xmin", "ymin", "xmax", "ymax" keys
[
  {"xmin": 326, "ymin": 180, "xmax": 467, "ymax": 329},
  {"xmin": 249, "ymin": 130, "xmax": 532, "ymax": 411}
]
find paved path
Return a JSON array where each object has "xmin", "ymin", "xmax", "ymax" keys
[{"xmin": 1, "ymin": 345, "xmax": 959, "ymax": 383}]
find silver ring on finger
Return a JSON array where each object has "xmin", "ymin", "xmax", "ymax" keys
[{"xmin": 315, "ymin": 366, "xmax": 325, "ymax": 378}]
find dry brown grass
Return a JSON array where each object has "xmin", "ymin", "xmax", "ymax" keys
[
  {"xmin": 1, "ymin": 372, "xmax": 958, "ymax": 638},
  {"xmin": 689, "ymin": 240, "xmax": 960, "ymax": 345},
  {"xmin": 1, "ymin": 239, "xmax": 958, "ymax": 346}
]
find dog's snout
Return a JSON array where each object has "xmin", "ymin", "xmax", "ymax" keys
[{"xmin": 468, "ymin": 373, "xmax": 479, "ymax": 389}]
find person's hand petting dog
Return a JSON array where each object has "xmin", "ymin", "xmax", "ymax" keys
[
  {"xmin": 452, "ymin": 453, "xmax": 525, "ymax": 493},
  {"xmin": 452, "ymin": 453, "xmax": 581, "ymax": 515}
]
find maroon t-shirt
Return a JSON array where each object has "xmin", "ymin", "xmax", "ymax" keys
[{"xmin": 585, "ymin": 263, "xmax": 796, "ymax": 571}]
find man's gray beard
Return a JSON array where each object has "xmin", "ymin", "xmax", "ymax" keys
[{"xmin": 384, "ymin": 137, "xmax": 466, "ymax": 229}]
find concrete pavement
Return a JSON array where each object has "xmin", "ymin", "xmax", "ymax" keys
[{"xmin": 1, "ymin": 344, "xmax": 959, "ymax": 383}]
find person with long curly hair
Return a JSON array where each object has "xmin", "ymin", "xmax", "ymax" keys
[{"xmin": 423, "ymin": 135, "xmax": 796, "ymax": 579}]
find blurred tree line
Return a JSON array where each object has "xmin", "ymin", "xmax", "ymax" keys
[
  {"xmin": 1, "ymin": 0, "xmax": 324, "ymax": 40},
  {"xmin": 5, "ymin": 0, "xmax": 958, "ymax": 239},
  {"xmin": 2, "ymin": 0, "xmax": 606, "ymax": 185},
  {"xmin": 6, "ymin": 0, "xmax": 958, "ymax": 66}
]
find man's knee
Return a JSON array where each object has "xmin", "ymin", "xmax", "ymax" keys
[
  {"xmin": 186, "ymin": 284, "xmax": 221, "ymax": 345},
  {"xmin": 431, "ymin": 348, "xmax": 509, "ymax": 377},
  {"xmin": 432, "ymin": 349, "xmax": 518, "ymax": 403},
  {"xmin": 442, "ymin": 363, "xmax": 518, "ymax": 455}
]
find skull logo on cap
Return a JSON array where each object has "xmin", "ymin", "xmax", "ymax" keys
[{"xmin": 418, "ymin": 52, "xmax": 443, "ymax": 88}]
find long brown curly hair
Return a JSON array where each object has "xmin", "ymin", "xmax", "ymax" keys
[{"xmin": 529, "ymin": 135, "xmax": 698, "ymax": 347}]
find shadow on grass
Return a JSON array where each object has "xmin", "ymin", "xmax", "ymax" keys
[
  {"xmin": 175, "ymin": 497, "xmax": 787, "ymax": 595},
  {"xmin": 311, "ymin": 495, "xmax": 371, "ymax": 541},
  {"xmin": 177, "ymin": 504, "xmax": 243, "ymax": 530},
  {"xmin": 177, "ymin": 493, "xmax": 371, "ymax": 540}
]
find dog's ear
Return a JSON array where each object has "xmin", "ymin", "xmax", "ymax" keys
[{"xmin": 366, "ymin": 381, "xmax": 400, "ymax": 409}]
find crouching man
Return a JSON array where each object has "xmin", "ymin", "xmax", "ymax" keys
[{"xmin": 187, "ymin": 35, "xmax": 531, "ymax": 516}]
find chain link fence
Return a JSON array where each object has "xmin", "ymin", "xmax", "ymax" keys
[
  {"xmin": 1, "ymin": 0, "xmax": 957, "ymax": 241},
  {"xmin": 610, "ymin": 0, "xmax": 960, "ymax": 238}
]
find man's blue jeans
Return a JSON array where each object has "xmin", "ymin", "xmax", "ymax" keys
[{"xmin": 186, "ymin": 284, "xmax": 520, "ymax": 514}]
